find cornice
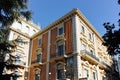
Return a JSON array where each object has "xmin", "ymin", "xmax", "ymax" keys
[{"xmin": 32, "ymin": 8, "xmax": 104, "ymax": 42}]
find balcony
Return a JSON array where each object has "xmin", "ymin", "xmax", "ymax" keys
[
  {"xmin": 99, "ymin": 61, "xmax": 111, "ymax": 69},
  {"xmin": 51, "ymin": 53, "xmax": 67, "ymax": 61},
  {"xmin": 31, "ymin": 60, "xmax": 43, "ymax": 66},
  {"xmin": 81, "ymin": 50, "xmax": 99, "ymax": 64}
]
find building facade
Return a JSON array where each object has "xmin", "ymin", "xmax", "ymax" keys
[
  {"xmin": 29, "ymin": 8, "xmax": 112, "ymax": 80},
  {"xmin": 7, "ymin": 18, "xmax": 40, "ymax": 80}
]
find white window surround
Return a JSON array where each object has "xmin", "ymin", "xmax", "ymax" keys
[{"xmin": 58, "ymin": 26, "xmax": 64, "ymax": 35}]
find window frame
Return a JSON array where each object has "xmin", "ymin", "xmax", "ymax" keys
[
  {"xmin": 58, "ymin": 27, "xmax": 64, "ymax": 35},
  {"xmin": 38, "ymin": 38, "xmax": 42, "ymax": 46},
  {"xmin": 82, "ymin": 26, "xmax": 85, "ymax": 34},
  {"xmin": 57, "ymin": 44, "xmax": 64, "ymax": 56}
]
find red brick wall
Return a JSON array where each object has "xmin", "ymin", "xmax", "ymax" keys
[
  {"xmin": 49, "ymin": 62, "xmax": 56, "ymax": 80},
  {"xmin": 50, "ymin": 28, "xmax": 57, "ymax": 58},
  {"xmin": 42, "ymin": 32, "xmax": 48, "ymax": 63},
  {"xmin": 40, "ymin": 64, "xmax": 47, "ymax": 80},
  {"xmin": 29, "ymin": 38, "xmax": 38, "ymax": 80},
  {"xmin": 31, "ymin": 38, "xmax": 38, "ymax": 63},
  {"xmin": 65, "ymin": 20, "xmax": 73, "ymax": 55}
]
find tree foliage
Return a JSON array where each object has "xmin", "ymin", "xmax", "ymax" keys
[
  {"xmin": 0, "ymin": 0, "xmax": 31, "ymax": 80},
  {"xmin": 103, "ymin": 0, "xmax": 120, "ymax": 56},
  {"xmin": 0, "ymin": 0, "xmax": 31, "ymax": 26},
  {"xmin": 102, "ymin": 23, "xmax": 120, "ymax": 55}
]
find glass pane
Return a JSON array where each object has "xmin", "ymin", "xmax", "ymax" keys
[
  {"xmin": 58, "ymin": 45, "xmax": 64, "ymax": 56},
  {"xmin": 58, "ymin": 27, "xmax": 63, "ymax": 35}
]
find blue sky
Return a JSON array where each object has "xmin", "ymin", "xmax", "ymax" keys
[{"xmin": 29, "ymin": 0, "xmax": 119, "ymax": 36}]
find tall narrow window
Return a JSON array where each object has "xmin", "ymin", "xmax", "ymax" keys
[
  {"xmin": 34, "ymin": 69, "xmax": 40, "ymax": 80},
  {"xmin": 89, "ymin": 33, "xmax": 92, "ymax": 40},
  {"xmin": 82, "ymin": 26, "xmax": 85, "ymax": 33},
  {"xmin": 25, "ymin": 26, "xmax": 29, "ymax": 34},
  {"xmin": 38, "ymin": 39, "xmax": 42, "ymax": 46},
  {"xmin": 57, "ymin": 45, "xmax": 64, "ymax": 56},
  {"xmin": 84, "ymin": 69, "xmax": 89, "ymax": 78},
  {"xmin": 66, "ymin": 57, "xmax": 74, "ymax": 79},
  {"xmin": 58, "ymin": 27, "xmax": 64, "ymax": 35},
  {"xmin": 36, "ymin": 54, "xmax": 42, "ymax": 63},
  {"xmin": 57, "ymin": 63, "xmax": 65, "ymax": 79},
  {"xmin": 92, "ymin": 72, "xmax": 96, "ymax": 80}
]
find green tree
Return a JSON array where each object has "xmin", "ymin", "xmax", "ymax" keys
[
  {"xmin": 0, "ymin": 0, "xmax": 31, "ymax": 80},
  {"xmin": 102, "ymin": 0, "xmax": 120, "ymax": 80},
  {"xmin": 0, "ymin": 0, "xmax": 31, "ymax": 27}
]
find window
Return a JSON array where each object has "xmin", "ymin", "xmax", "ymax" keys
[
  {"xmin": 36, "ymin": 54, "xmax": 42, "ymax": 63},
  {"xmin": 57, "ymin": 45, "xmax": 64, "ymax": 56},
  {"xmin": 14, "ymin": 53, "xmax": 22, "ymax": 64},
  {"xmin": 102, "ymin": 76, "xmax": 106, "ymax": 80},
  {"xmin": 84, "ymin": 69, "xmax": 89, "ymax": 78},
  {"xmin": 66, "ymin": 57, "xmax": 74, "ymax": 78},
  {"xmin": 90, "ymin": 50, "xmax": 95, "ymax": 55},
  {"xmin": 82, "ymin": 44, "xmax": 86, "ymax": 50},
  {"xmin": 82, "ymin": 26, "xmax": 85, "ymax": 33},
  {"xmin": 58, "ymin": 27, "xmax": 64, "ymax": 35},
  {"xmin": 34, "ymin": 69, "xmax": 40, "ymax": 80},
  {"xmin": 17, "ymin": 36, "xmax": 24, "ymax": 46},
  {"xmin": 89, "ymin": 33, "xmax": 92, "ymax": 40},
  {"xmin": 38, "ymin": 39, "xmax": 42, "ymax": 46},
  {"xmin": 25, "ymin": 26, "xmax": 29, "ymax": 34},
  {"xmin": 57, "ymin": 63, "xmax": 65, "ymax": 79},
  {"xmin": 92, "ymin": 72, "xmax": 96, "ymax": 80}
]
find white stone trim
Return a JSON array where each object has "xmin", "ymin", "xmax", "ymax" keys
[{"xmin": 46, "ymin": 30, "xmax": 51, "ymax": 80}]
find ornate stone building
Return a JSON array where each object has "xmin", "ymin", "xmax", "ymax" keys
[
  {"xmin": 7, "ymin": 17, "xmax": 40, "ymax": 80},
  {"xmin": 29, "ymin": 8, "xmax": 112, "ymax": 80}
]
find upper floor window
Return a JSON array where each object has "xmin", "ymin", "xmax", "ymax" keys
[
  {"xmin": 25, "ymin": 26, "xmax": 30, "ymax": 34},
  {"xmin": 82, "ymin": 26, "xmax": 85, "ymax": 33},
  {"xmin": 92, "ymin": 72, "xmax": 96, "ymax": 80},
  {"xmin": 84, "ymin": 69, "xmax": 89, "ymax": 78},
  {"xmin": 57, "ymin": 45, "xmax": 64, "ymax": 56},
  {"xmin": 58, "ymin": 27, "xmax": 64, "ymax": 35},
  {"xmin": 33, "ymin": 29, "xmax": 36, "ymax": 34},
  {"xmin": 38, "ymin": 39, "xmax": 42, "ymax": 46},
  {"xmin": 36, "ymin": 54, "xmax": 42, "ymax": 63},
  {"xmin": 89, "ymin": 33, "xmax": 92, "ymax": 40}
]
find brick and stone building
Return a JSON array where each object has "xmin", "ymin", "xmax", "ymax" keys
[{"xmin": 29, "ymin": 8, "xmax": 112, "ymax": 80}]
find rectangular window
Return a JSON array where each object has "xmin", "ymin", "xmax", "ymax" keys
[
  {"xmin": 25, "ymin": 26, "xmax": 29, "ymax": 34},
  {"xmin": 92, "ymin": 72, "xmax": 96, "ymax": 80},
  {"xmin": 82, "ymin": 26, "xmax": 85, "ymax": 33},
  {"xmin": 89, "ymin": 33, "xmax": 92, "ymax": 40},
  {"xmin": 58, "ymin": 27, "xmax": 64, "ymax": 35},
  {"xmin": 58, "ymin": 45, "xmax": 64, "ymax": 56},
  {"xmin": 36, "ymin": 54, "xmax": 42, "ymax": 62},
  {"xmin": 38, "ymin": 39, "xmax": 42, "ymax": 46},
  {"xmin": 84, "ymin": 69, "xmax": 89, "ymax": 78},
  {"xmin": 57, "ymin": 69, "xmax": 64, "ymax": 79},
  {"xmin": 35, "ymin": 74, "xmax": 40, "ymax": 80}
]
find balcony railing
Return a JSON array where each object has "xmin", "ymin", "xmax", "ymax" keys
[{"xmin": 81, "ymin": 50, "xmax": 99, "ymax": 62}]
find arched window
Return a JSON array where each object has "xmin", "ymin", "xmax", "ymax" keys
[{"xmin": 34, "ymin": 69, "xmax": 40, "ymax": 80}]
